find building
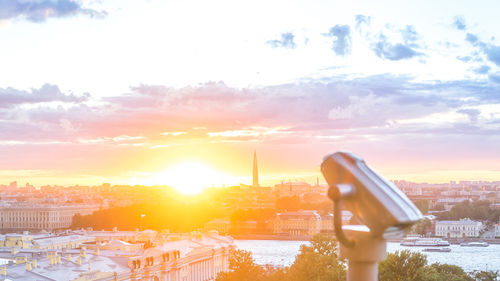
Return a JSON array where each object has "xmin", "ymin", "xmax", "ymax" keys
[
  {"xmin": 0, "ymin": 233, "xmax": 95, "ymax": 250},
  {"xmin": 320, "ymin": 211, "xmax": 353, "ymax": 234},
  {"xmin": 0, "ymin": 230, "xmax": 234, "ymax": 281},
  {"xmin": 0, "ymin": 203, "xmax": 99, "ymax": 231},
  {"xmin": 273, "ymin": 182, "xmax": 322, "ymax": 197},
  {"xmin": 204, "ymin": 219, "xmax": 231, "ymax": 235},
  {"xmin": 495, "ymin": 223, "xmax": 500, "ymax": 238},
  {"xmin": 272, "ymin": 210, "xmax": 321, "ymax": 236},
  {"xmin": 435, "ymin": 219, "xmax": 483, "ymax": 238}
]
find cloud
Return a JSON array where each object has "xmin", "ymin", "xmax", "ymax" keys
[
  {"xmin": 324, "ymin": 25, "xmax": 351, "ymax": 56},
  {"xmin": 0, "ymin": 84, "xmax": 89, "ymax": 108},
  {"xmin": 457, "ymin": 108, "xmax": 480, "ymax": 123},
  {"xmin": 372, "ymin": 34, "xmax": 421, "ymax": 60},
  {"xmin": 266, "ymin": 33, "xmax": 297, "ymax": 49},
  {"xmin": 465, "ymin": 33, "xmax": 479, "ymax": 45},
  {"xmin": 457, "ymin": 56, "xmax": 472, "ymax": 62},
  {"xmin": 355, "ymin": 14, "xmax": 371, "ymax": 29},
  {"xmin": 0, "ymin": 0, "xmax": 107, "ymax": 23},
  {"xmin": 401, "ymin": 25, "xmax": 418, "ymax": 46},
  {"xmin": 453, "ymin": 16, "xmax": 466, "ymax": 30},
  {"xmin": 474, "ymin": 65, "xmax": 490, "ymax": 74},
  {"xmin": 489, "ymin": 74, "xmax": 500, "ymax": 83},
  {"xmin": 2, "ymin": 73, "xmax": 500, "ymax": 150},
  {"xmin": 484, "ymin": 45, "xmax": 500, "ymax": 66},
  {"xmin": 2, "ymin": 74, "xmax": 500, "ymax": 178}
]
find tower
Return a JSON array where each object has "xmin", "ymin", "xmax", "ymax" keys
[{"xmin": 253, "ymin": 150, "xmax": 259, "ymax": 187}]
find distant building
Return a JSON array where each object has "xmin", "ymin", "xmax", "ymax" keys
[
  {"xmin": 272, "ymin": 210, "xmax": 321, "ymax": 236},
  {"xmin": 231, "ymin": 220, "xmax": 258, "ymax": 235},
  {"xmin": 435, "ymin": 219, "xmax": 483, "ymax": 238},
  {"xmin": 204, "ymin": 219, "xmax": 231, "ymax": 235},
  {"xmin": 273, "ymin": 182, "xmax": 325, "ymax": 197},
  {"xmin": 0, "ymin": 204, "xmax": 99, "ymax": 231},
  {"xmin": 320, "ymin": 211, "xmax": 353, "ymax": 234}
]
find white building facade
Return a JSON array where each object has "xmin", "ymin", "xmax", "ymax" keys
[
  {"xmin": 0, "ymin": 231, "xmax": 234, "ymax": 281},
  {"xmin": 0, "ymin": 204, "xmax": 99, "ymax": 231},
  {"xmin": 435, "ymin": 219, "xmax": 483, "ymax": 238}
]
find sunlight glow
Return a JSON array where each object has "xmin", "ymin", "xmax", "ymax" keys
[{"xmin": 155, "ymin": 162, "xmax": 229, "ymax": 194}]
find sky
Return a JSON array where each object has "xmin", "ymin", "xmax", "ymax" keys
[{"xmin": 1, "ymin": 0, "xmax": 500, "ymax": 188}]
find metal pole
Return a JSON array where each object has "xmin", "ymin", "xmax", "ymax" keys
[{"xmin": 339, "ymin": 226, "xmax": 387, "ymax": 281}]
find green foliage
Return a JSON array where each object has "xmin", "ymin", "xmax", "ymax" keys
[
  {"xmin": 469, "ymin": 270, "xmax": 500, "ymax": 281},
  {"xmin": 379, "ymin": 250, "xmax": 498, "ymax": 281},
  {"xmin": 379, "ymin": 250, "xmax": 427, "ymax": 281},
  {"xmin": 414, "ymin": 200, "xmax": 430, "ymax": 215},
  {"xmin": 433, "ymin": 203, "xmax": 445, "ymax": 211},
  {"xmin": 71, "ymin": 199, "xmax": 224, "ymax": 232},
  {"xmin": 437, "ymin": 200, "xmax": 500, "ymax": 223},
  {"xmin": 412, "ymin": 218, "xmax": 433, "ymax": 235},
  {"xmin": 422, "ymin": 263, "xmax": 473, "ymax": 281},
  {"xmin": 216, "ymin": 250, "xmax": 265, "ymax": 281},
  {"xmin": 288, "ymin": 234, "xmax": 346, "ymax": 281}
]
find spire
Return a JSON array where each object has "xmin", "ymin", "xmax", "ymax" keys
[{"xmin": 253, "ymin": 150, "xmax": 259, "ymax": 187}]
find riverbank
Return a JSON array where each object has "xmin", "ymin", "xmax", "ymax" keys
[
  {"xmin": 231, "ymin": 234, "xmax": 500, "ymax": 244},
  {"xmin": 231, "ymin": 234, "xmax": 312, "ymax": 241}
]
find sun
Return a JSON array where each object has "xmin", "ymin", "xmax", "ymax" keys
[{"xmin": 156, "ymin": 162, "xmax": 226, "ymax": 194}]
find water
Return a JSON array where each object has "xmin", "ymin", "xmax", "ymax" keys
[{"xmin": 235, "ymin": 240, "xmax": 500, "ymax": 272}]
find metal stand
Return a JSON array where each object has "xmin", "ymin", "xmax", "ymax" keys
[
  {"xmin": 339, "ymin": 225, "xmax": 387, "ymax": 281},
  {"xmin": 330, "ymin": 185, "xmax": 387, "ymax": 281}
]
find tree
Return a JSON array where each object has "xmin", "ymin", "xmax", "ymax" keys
[
  {"xmin": 469, "ymin": 270, "xmax": 500, "ymax": 281},
  {"xmin": 414, "ymin": 200, "xmax": 430, "ymax": 215},
  {"xmin": 378, "ymin": 250, "xmax": 495, "ymax": 281},
  {"xmin": 378, "ymin": 250, "xmax": 427, "ymax": 281},
  {"xmin": 437, "ymin": 200, "xmax": 500, "ymax": 223},
  {"xmin": 264, "ymin": 268, "xmax": 289, "ymax": 281},
  {"xmin": 216, "ymin": 249, "xmax": 265, "ymax": 281},
  {"xmin": 425, "ymin": 263, "xmax": 472, "ymax": 281},
  {"xmin": 287, "ymin": 234, "xmax": 346, "ymax": 281},
  {"xmin": 413, "ymin": 218, "xmax": 432, "ymax": 236}
]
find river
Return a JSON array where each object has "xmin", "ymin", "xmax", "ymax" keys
[{"xmin": 235, "ymin": 240, "xmax": 500, "ymax": 272}]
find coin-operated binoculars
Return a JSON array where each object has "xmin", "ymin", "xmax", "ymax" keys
[{"xmin": 321, "ymin": 152, "xmax": 423, "ymax": 281}]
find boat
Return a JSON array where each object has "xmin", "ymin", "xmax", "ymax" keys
[
  {"xmin": 401, "ymin": 237, "xmax": 450, "ymax": 247},
  {"xmin": 460, "ymin": 241, "xmax": 489, "ymax": 247},
  {"xmin": 423, "ymin": 247, "xmax": 451, "ymax": 252}
]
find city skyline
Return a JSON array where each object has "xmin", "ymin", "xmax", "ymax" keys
[{"xmin": 1, "ymin": 0, "xmax": 500, "ymax": 188}]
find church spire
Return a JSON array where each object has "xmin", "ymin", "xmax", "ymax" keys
[{"xmin": 253, "ymin": 150, "xmax": 259, "ymax": 187}]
